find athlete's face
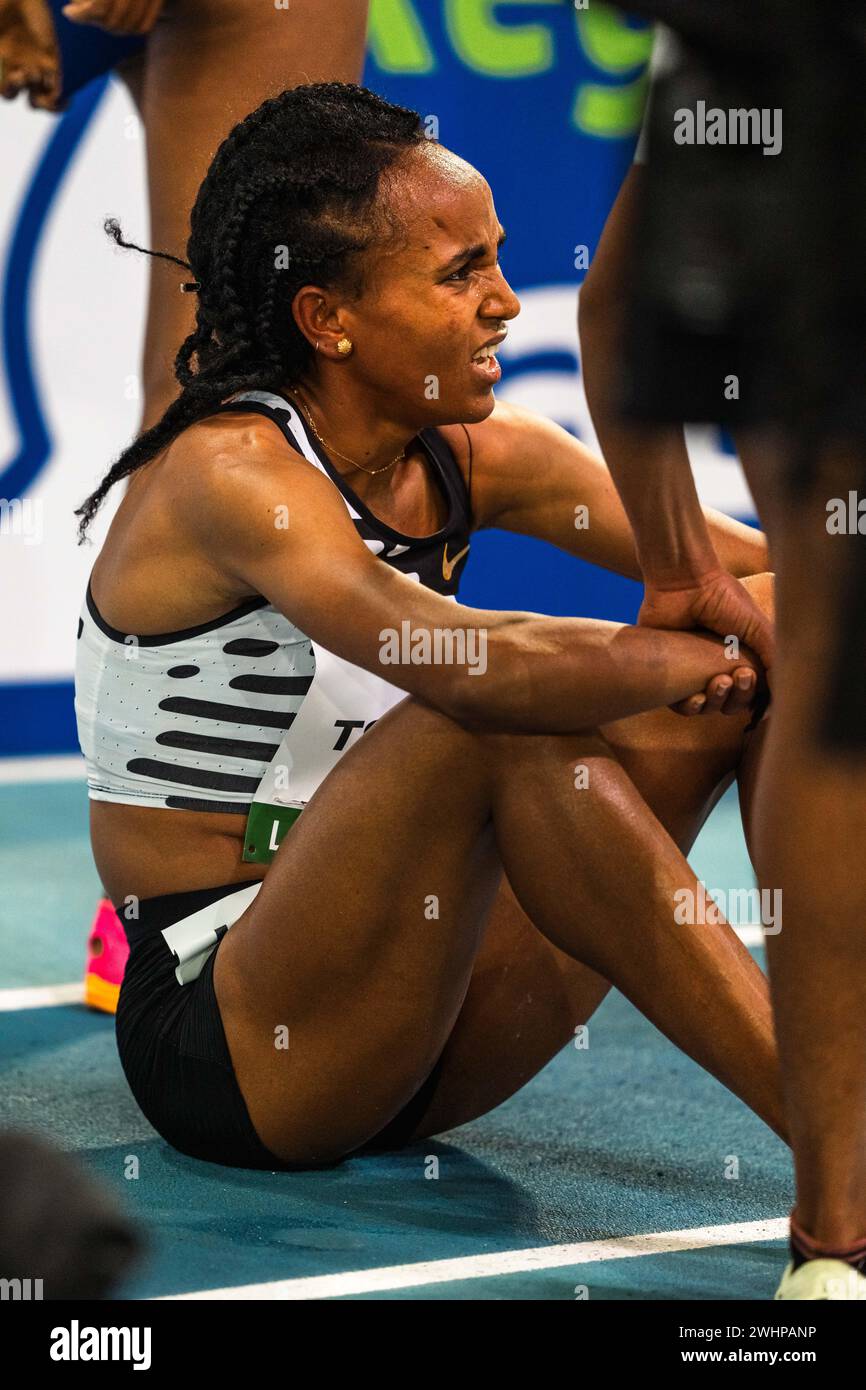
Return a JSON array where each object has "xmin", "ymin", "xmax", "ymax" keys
[{"xmin": 340, "ymin": 143, "xmax": 521, "ymax": 426}]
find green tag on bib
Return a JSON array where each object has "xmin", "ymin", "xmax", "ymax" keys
[{"xmin": 243, "ymin": 802, "xmax": 303, "ymax": 864}]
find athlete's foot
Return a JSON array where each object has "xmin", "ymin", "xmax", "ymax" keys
[
  {"xmin": 0, "ymin": 0, "xmax": 61, "ymax": 109},
  {"xmin": 775, "ymin": 1260, "xmax": 866, "ymax": 1301},
  {"xmin": 84, "ymin": 897, "xmax": 129, "ymax": 1014}
]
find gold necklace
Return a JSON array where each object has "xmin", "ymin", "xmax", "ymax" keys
[{"xmin": 290, "ymin": 390, "xmax": 407, "ymax": 477}]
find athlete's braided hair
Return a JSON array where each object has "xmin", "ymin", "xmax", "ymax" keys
[{"xmin": 75, "ymin": 83, "xmax": 424, "ymax": 540}]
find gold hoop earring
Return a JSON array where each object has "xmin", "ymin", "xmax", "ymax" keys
[{"xmin": 337, "ymin": 337, "xmax": 354, "ymax": 356}]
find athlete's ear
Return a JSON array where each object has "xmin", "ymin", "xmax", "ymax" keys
[{"xmin": 292, "ymin": 287, "xmax": 352, "ymax": 361}]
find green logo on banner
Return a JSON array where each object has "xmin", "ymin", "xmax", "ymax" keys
[{"xmin": 366, "ymin": 0, "xmax": 652, "ymax": 138}]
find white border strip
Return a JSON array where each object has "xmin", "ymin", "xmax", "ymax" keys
[
  {"xmin": 0, "ymin": 982, "xmax": 84, "ymax": 1011},
  {"xmin": 161, "ymin": 1218, "xmax": 788, "ymax": 1300},
  {"xmin": 0, "ymin": 754, "xmax": 85, "ymax": 784}
]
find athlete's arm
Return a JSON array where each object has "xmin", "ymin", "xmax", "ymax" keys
[
  {"xmin": 578, "ymin": 163, "xmax": 774, "ymax": 671},
  {"xmin": 185, "ymin": 424, "xmax": 763, "ymax": 734},
  {"xmin": 445, "ymin": 400, "xmax": 767, "ymax": 582},
  {"xmin": 577, "ymin": 166, "xmax": 723, "ymax": 588}
]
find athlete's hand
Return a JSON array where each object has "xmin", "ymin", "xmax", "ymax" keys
[
  {"xmin": 639, "ymin": 569, "xmax": 775, "ymax": 717},
  {"xmin": 61, "ymin": 0, "xmax": 164, "ymax": 35}
]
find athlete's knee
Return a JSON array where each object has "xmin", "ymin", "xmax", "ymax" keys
[
  {"xmin": 364, "ymin": 694, "xmax": 494, "ymax": 788},
  {"xmin": 400, "ymin": 698, "xmax": 613, "ymax": 781},
  {"xmin": 473, "ymin": 725, "xmax": 612, "ymax": 775}
]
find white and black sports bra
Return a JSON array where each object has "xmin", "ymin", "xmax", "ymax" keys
[{"xmin": 74, "ymin": 389, "xmax": 473, "ymax": 829}]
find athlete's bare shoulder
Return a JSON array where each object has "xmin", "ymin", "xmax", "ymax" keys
[
  {"xmin": 161, "ymin": 405, "xmax": 362, "ymax": 571},
  {"xmin": 157, "ymin": 407, "xmax": 305, "ymax": 524},
  {"xmin": 167, "ymin": 407, "xmax": 295, "ymax": 488}
]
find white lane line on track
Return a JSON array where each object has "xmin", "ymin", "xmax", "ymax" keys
[
  {"xmin": 0, "ymin": 755, "xmax": 85, "ymax": 784},
  {"xmin": 0, "ymin": 982, "xmax": 84, "ymax": 1010},
  {"xmin": 160, "ymin": 1218, "xmax": 788, "ymax": 1300}
]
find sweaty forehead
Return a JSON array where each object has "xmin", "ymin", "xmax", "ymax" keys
[{"xmin": 385, "ymin": 143, "xmax": 495, "ymax": 258}]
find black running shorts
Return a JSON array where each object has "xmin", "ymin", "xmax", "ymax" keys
[{"xmin": 115, "ymin": 882, "xmax": 446, "ymax": 1170}]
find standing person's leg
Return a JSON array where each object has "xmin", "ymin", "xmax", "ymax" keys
[
  {"xmin": 741, "ymin": 443, "xmax": 866, "ymax": 1260},
  {"xmin": 116, "ymin": 0, "xmax": 370, "ymax": 429}
]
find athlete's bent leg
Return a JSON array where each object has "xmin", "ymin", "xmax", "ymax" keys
[
  {"xmin": 216, "ymin": 697, "xmax": 502, "ymax": 1165},
  {"xmin": 216, "ymin": 688, "xmax": 784, "ymax": 1166},
  {"xmin": 412, "ymin": 649, "xmax": 772, "ymax": 1141}
]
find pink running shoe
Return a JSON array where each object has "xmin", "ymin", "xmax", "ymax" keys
[{"xmin": 84, "ymin": 898, "xmax": 129, "ymax": 1014}]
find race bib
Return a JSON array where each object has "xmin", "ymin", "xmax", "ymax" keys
[{"xmin": 242, "ymin": 640, "xmax": 406, "ymax": 864}]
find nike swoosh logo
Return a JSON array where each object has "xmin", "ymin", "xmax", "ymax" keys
[{"xmin": 442, "ymin": 541, "xmax": 470, "ymax": 581}]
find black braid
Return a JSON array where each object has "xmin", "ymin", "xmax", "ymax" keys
[
  {"xmin": 104, "ymin": 215, "xmax": 191, "ymax": 273},
  {"xmin": 75, "ymin": 82, "xmax": 424, "ymax": 540}
]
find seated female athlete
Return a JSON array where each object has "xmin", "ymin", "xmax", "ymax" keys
[{"xmin": 73, "ymin": 82, "xmax": 783, "ymax": 1170}]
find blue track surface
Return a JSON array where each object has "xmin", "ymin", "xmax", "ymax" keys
[{"xmin": 0, "ymin": 774, "xmax": 791, "ymax": 1300}]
